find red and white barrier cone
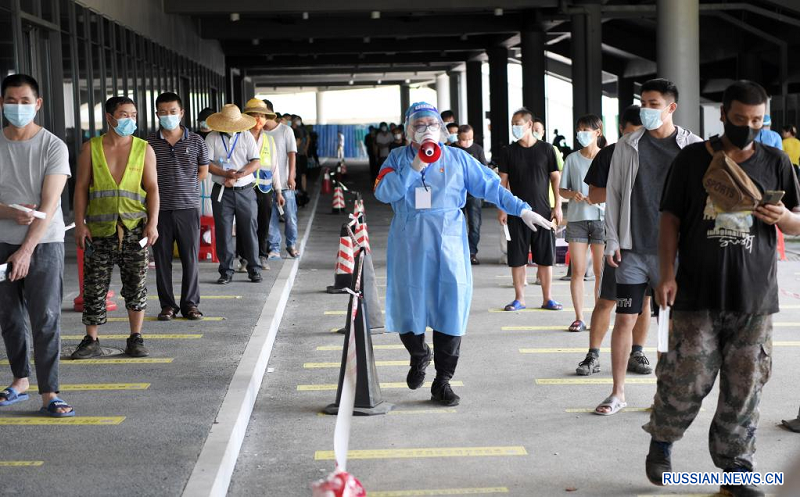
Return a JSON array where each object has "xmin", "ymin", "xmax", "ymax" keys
[
  {"xmin": 332, "ymin": 184, "xmax": 346, "ymax": 214},
  {"xmin": 73, "ymin": 246, "xmax": 117, "ymax": 312},
  {"xmin": 327, "ymin": 224, "xmax": 355, "ymax": 294},
  {"xmin": 322, "ymin": 168, "xmax": 332, "ymax": 195}
]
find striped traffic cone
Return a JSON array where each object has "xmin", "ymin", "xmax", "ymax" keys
[
  {"xmin": 327, "ymin": 223, "xmax": 355, "ymax": 294},
  {"xmin": 332, "ymin": 184, "xmax": 346, "ymax": 214},
  {"xmin": 321, "ymin": 168, "xmax": 332, "ymax": 195}
]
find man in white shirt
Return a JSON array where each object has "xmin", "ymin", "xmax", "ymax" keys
[{"xmin": 205, "ymin": 104, "xmax": 262, "ymax": 284}]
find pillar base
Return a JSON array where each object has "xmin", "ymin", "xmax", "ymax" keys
[{"xmin": 322, "ymin": 401, "xmax": 394, "ymax": 416}]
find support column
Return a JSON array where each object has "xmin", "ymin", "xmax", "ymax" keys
[
  {"xmin": 316, "ymin": 90, "xmax": 327, "ymax": 125},
  {"xmin": 466, "ymin": 60, "xmax": 484, "ymax": 145},
  {"xmin": 521, "ymin": 15, "xmax": 547, "ymax": 125},
  {"xmin": 436, "ymin": 73, "xmax": 450, "ymax": 113},
  {"xmin": 400, "ymin": 84, "xmax": 411, "ymax": 122},
  {"xmin": 570, "ymin": 1, "xmax": 603, "ymax": 127},
  {"xmin": 488, "ymin": 46, "xmax": 509, "ymax": 155},
  {"xmin": 617, "ymin": 77, "xmax": 634, "ymax": 125},
  {"xmin": 448, "ymin": 70, "xmax": 461, "ymax": 121},
  {"xmin": 657, "ymin": 0, "xmax": 700, "ymax": 132}
]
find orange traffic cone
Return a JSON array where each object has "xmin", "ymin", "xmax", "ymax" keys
[
  {"xmin": 332, "ymin": 184, "xmax": 346, "ymax": 214},
  {"xmin": 73, "ymin": 246, "xmax": 117, "ymax": 312},
  {"xmin": 327, "ymin": 223, "xmax": 355, "ymax": 293},
  {"xmin": 321, "ymin": 168, "xmax": 332, "ymax": 194}
]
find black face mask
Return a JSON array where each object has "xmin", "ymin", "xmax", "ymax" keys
[{"xmin": 724, "ymin": 117, "xmax": 760, "ymax": 150}]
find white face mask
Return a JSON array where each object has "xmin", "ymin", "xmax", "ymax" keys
[
  {"xmin": 512, "ymin": 125, "xmax": 527, "ymax": 140},
  {"xmin": 393, "ymin": 133, "xmax": 402, "ymax": 140},
  {"xmin": 414, "ymin": 129, "xmax": 438, "ymax": 144},
  {"xmin": 533, "ymin": 132, "xmax": 543, "ymax": 141},
  {"xmin": 576, "ymin": 131, "xmax": 595, "ymax": 148}
]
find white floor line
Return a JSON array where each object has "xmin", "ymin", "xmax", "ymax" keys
[{"xmin": 181, "ymin": 179, "xmax": 323, "ymax": 497}]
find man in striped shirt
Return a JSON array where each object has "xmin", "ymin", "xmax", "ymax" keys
[{"xmin": 147, "ymin": 92, "xmax": 209, "ymax": 321}]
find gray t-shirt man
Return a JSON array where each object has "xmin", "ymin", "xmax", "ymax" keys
[{"xmin": 0, "ymin": 128, "xmax": 71, "ymax": 244}]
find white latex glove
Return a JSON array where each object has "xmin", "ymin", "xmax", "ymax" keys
[
  {"xmin": 521, "ymin": 209, "xmax": 554, "ymax": 232},
  {"xmin": 410, "ymin": 153, "xmax": 427, "ymax": 172}
]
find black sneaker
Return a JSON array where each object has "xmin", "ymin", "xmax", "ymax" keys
[
  {"xmin": 645, "ymin": 439, "xmax": 673, "ymax": 486},
  {"xmin": 431, "ymin": 378, "xmax": 460, "ymax": 406},
  {"xmin": 125, "ymin": 333, "xmax": 149, "ymax": 357},
  {"xmin": 720, "ymin": 468, "xmax": 765, "ymax": 497},
  {"xmin": 576, "ymin": 353, "xmax": 600, "ymax": 376},
  {"xmin": 217, "ymin": 274, "xmax": 233, "ymax": 285},
  {"xmin": 71, "ymin": 335, "xmax": 102, "ymax": 360},
  {"xmin": 470, "ymin": 255, "xmax": 480, "ymax": 265},
  {"xmin": 628, "ymin": 350, "xmax": 653, "ymax": 374},
  {"xmin": 406, "ymin": 344, "xmax": 432, "ymax": 390},
  {"xmin": 249, "ymin": 272, "xmax": 262, "ymax": 283}
]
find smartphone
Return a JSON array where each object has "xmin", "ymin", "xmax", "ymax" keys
[
  {"xmin": 760, "ymin": 190, "xmax": 785, "ymax": 205},
  {"xmin": 84, "ymin": 239, "xmax": 95, "ymax": 258},
  {"xmin": 0, "ymin": 262, "xmax": 11, "ymax": 283}
]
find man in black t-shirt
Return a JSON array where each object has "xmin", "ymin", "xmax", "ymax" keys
[
  {"xmin": 453, "ymin": 124, "xmax": 489, "ymax": 264},
  {"xmin": 576, "ymin": 105, "xmax": 651, "ymax": 376},
  {"xmin": 496, "ymin": 108, "xmax": 562, "ymax": 311},
  {"xmin": 643, "ymin": 81, "xmax": 800, "ymax": 497}
]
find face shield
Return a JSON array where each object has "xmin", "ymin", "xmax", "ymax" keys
[{"xmin": 403, "ymin": 102, "xmax": 448, "ymax": 145}]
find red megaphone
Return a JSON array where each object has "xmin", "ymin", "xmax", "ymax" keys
[{"xmin": 418, "ymin": 140, "xmax": 441, "ymax": 164}]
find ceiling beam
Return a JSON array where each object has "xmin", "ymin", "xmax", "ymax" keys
[
  {"xmin": 245, "ymin": 65, "xmax": 452, "ymax": 76},
  {"xmin": 254, "ymin": 79, "xmax": 433, "ymax": 89},
  {"xmin": 227, "ymin": 52, "xmax": 478, "ymax": 69},
  {"xmin": 166, "ymin": 0, "xmax": 559, "ymax": 15}
]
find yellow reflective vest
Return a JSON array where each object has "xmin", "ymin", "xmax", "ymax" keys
[{"xmin": 86, "ymin": 135, "xmax": 148, "ymax": 237}]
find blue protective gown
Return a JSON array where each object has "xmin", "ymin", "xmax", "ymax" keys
[{"xmin": 374, "ymin": 144, "xmax": 531, "ymax": 336}]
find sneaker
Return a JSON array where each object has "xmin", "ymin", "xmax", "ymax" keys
[
  {"xmin": 236, "ymin": 258, "xmax": 247, "ymax": 273},
  {"xmin": 71, "ymin": 335, "xmax": 102, "ymax": 360},
  {"xmin": 217, "ymin": 274, "xmax": 233, "ymax": 285},
  {"xmin": 287, "ymin": 246, "xmax": 299, "ymax": 258},
  {"xmin": 267, "ymin": 251, "xmax": 281, "ymax": 260},
  {"xmin": 720, "ymin": 468, "xmax": 765, "ymax": 497},
  {"xmin": 628, "ymin": 350, "xmax": 653, "ymax": 374},
  {"xmin": 125, "ymin": 333, "xmax": 149, "ymax": 357},
  {"xmin": 470, "ymin": 255, "xmax": 480, "ymax": 265},
  {"xmin": 407, "ymin": 344, "xmax": 433, "ymax": 390},
  {"xmin": 645, "ymin": 439, "xmax": 673, "ymax": 486},
  {"xmin": 576, "ymin": 353, "xmax": 600, "ymax": 376},
  {"xmin": 259, "ymin": 256, "xmax": 270, "ymax": 271},
  {"xmin": 249, "ymin": 271, "xmax": 263, "ymax": 283},
  {"xmin": 431, "ymin": 378, "xmax": 460, "ymax": 406}
]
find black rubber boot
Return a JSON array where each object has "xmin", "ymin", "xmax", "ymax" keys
[
  {"xmin": 430, "ymin": 331, "xmax": 461, "ymax": 406},
  {"xmin": 645, "ymin": 439, "xmax": 673, "ymax": 486},
  {"xmin": 399, "ymin": 332, "xmax": 432, "ymax": 390},
  {"xmin": 720, "ymin": 468, "xmax": 765, "ymax": 497}
]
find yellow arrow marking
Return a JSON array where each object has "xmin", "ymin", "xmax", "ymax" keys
[{"xmin": 0, "ymin": 417, "xmax": 125, "ymax": 425}]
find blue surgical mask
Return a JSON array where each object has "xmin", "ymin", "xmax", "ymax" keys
[
  {"xmin": 639, "ymin": 107, "xmax": 664, "ymax": 131},
  {"xmin": 512, "ymin": 125, "xmax": 527, "ymax": 140},
  {"xmin": 199, "ymin": 120, "xmax": 209, "ymax": 130},
  {"xmin": 113, "ymin": 117, "xmax": 137, "ymax": 137},
  {"xmin": 3, "ymin": 104, "xmax": 37, "ymax": 128},
  {"xmin": 533, "ymin": 132, "xmax": 543, "ymax": 141},
  {"xmin": 447, "ymin": 133, "xmax": 458, "ymax": 144},
  {"xmin": 159, "ymin": 114, "xmax": 181, "ymax": 130},
  {"xmin": 577, "ymin": 131, "xmax": 595, "ymax": 148}
]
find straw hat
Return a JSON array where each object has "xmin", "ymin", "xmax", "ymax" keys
[
  {"xmin": 243, "ymin": 98, "xmax": 277, "ymax": 119},
  {"xmin": 206, "ymin": 104, "xmax": 256, "ymax": 133}
]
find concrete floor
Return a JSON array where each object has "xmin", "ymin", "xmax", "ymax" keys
[{"xmin": 1, "ymin": 159, "xmax": 798, "ymax": 496}]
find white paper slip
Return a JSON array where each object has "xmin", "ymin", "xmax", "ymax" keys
[
  {"xmin": 657, "ymin": 306, "xmax": 671, "ymax": 353},
  {"xmin": 9, "ymin": 204, "xmax": 46, "ymax": 219},
  {"xmin": 277, "ymin": 204, "xmax": 284, "ymax": 216},
  {"xmin": 139, "ymin": 237, "xmax": 148, "ymax": 248},
  {"xmin": 217, "ymin": 184, "xmax": 224, "ymax": 202},
  {"xmin": 415, "ymin": 187, "xmax": 431, "ymax": 209},
  {"xmin": 0, "ymin": 263, "xmax": 8, "ymax": 283},
  {"xmin": 503, "ymin": 224, "xmax": 512, "ymax": 241},
  {"xmin": 64, "ymin": 222, "xmax": 76, "ymax": 231}
]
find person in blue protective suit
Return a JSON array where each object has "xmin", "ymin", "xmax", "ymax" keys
[{"xmin": 374, "ymin": 102, "xmax": 553, "ymax": 406}]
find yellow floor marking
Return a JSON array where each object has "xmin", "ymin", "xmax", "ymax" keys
[
  {"xmin": 325, "ymin": 310, "xmax": 385, "ymax": 315},
  {"xmin": 299, "ymin": 381, "xmax": 463, "ymax": 391},
  {"xmin": 62, "ymin": 334, "xmax": 202, "ymax": 340},
  {"xmin": 30, "ymin": 383, "xmax": 149, "ymax": 391},
  {"xmin": 388, "ymin": 409, "xmax": 457, "ymax": 415},
  {"xmin": 107, "ymin": 316, "xmax": 224, "ymax": 322},
  {"xmin": 370, "ymin": 487, "xmax": 509, "ymax": 496},
  {"xmin": 774, "ymin": 322, "xmax": 799, "ymax": 327},
  {"xmin": 637, "ymin": 494, "xmax": 721, "ymax": 497},
  {"xmin": 536, "ymin": 378, "xmax": 656, "ymax": 385},
  {"xmin": 0, "ymin": 417, "xmax": 125, "ymax": 425},
  {"xmin": 567, "ymin": 407, "xmax": 705, "ymax": 413},
  {"xmin": 0, "ymin": 461, "xmax": 44, "ymax": 467},
  {"xmin": 488, "ymin": 307, "xmax": 589, "ymax": 313},
  {"xmin": 142, "ymin": 295, "xmax": 241, "ymax": 300},
  {"xmin": 779, "ymin": 304, "xmax": 800, "ymax": 309},
  {"xmin": 315, "ymin": 446, "xmax": 527, "ymax": 460},
  {"xmin": 2, "ymin": 358, "xmax": 172, "ymax": 365},
  {"xmin": 520, "ymin": 347, "xmax": 657, "ymax": 354},
  {"xmin": 774, "ymin": 341, "xmax": 800, "ymax": 346},
  {"xmin": 502, "ymin": 326, "xmax": 568, "ymax": 331},
  {"xmin": 317, "ymin": 344, "xmax": 433, "ymax": 351},
  {"xmin": 304, "ymin": 360, "xmax": 407, "ymax": 368}
]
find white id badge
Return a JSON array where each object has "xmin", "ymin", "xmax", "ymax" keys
[
  {"xmin": 415, "ymin": 187, "xmax": 432, "ymax": 209},
  {"xmin": 219, "ymin": 159, "xmax": 234, "ymax": 171}
]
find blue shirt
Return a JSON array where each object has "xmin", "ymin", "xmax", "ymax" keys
[
  {"xmin": 755, "ymin": 128, "xmax": 783, "ymax": 150},
  {"xmin": 560, "ymin": 150, "xmax": 604, "ymax": 222}
]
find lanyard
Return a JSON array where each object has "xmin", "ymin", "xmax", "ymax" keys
[{"xmin": 221, "ymin": 133, "xmax": 240, "ymax": 161}]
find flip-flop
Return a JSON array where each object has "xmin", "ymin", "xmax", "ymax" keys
[
  {"xmin": 568, "ymin": 320, "xmax": 586, "ymax": 332},
  {"xmin": 782, "ymin": 417, "xmax": 800, "ymax": 433},
  {"xmin": 0, "ymin": 387, "xmax": 30, "ymax": 406},
  {"xmin": 39, "ymin": 398, "xmax": 75, "ymax": 418},
  {"xmin": 541, "ymin": 299, "xmax": 563, "ymax": 311},
  {"xmin": 504, "ymin": 300, "xmax": 526, "ymax": 311},
  {"xmin": 594, "ymin": 395, "xmax": 627, "ymax": 416}
]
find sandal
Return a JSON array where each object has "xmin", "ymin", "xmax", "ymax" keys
[
  {"xmin": 541, "ymin": 299, "xmax": 563, "ymax": 311},
  {"xmin": 568, "ymin": 320, "xmax": 586, "ymax": 332},
  {"xmin": 39, "ymin": 397, "xmax": 75, "ymax": 418},
  {"xmin": 504, "ymin": 300, "xmax": 526, "ymax": 311},
  {"xmin": 594, "ymin": 395, "xmax": 627, "ymax": 416},
  {"xmin": 0, "ymin": 387, "xmax": 29, "ymax": 406},
  {"xmin": 184, "ymin": 307, "xmax": 204, "ymax": 321},
  {"xmin": 158, "ymin": 307, "xmax": 177, "ymax": 321}
]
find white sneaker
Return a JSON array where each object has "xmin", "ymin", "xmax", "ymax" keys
[
  {"xmin": 260, "ymin": 256, "xmax": 270, "ymax": 270},
  {"xmin": 268, "ymin": 251, "xmax": 281, "ymax": 260},
  {"xmin": 236, "ymin": 259, "xmax": 247, "ymax": 273}
]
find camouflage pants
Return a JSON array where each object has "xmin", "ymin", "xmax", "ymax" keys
[
  {"xmin": 82, "ymin": 224, "xmax": 148, "ymax": 326},
  {"xmin": 643, "ymin": 310, "xmax": 772, "ymax": 471}
]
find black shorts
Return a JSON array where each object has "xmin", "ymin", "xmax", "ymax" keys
[
  {"xmin": 599, "ymin": 260, "xmax": 654, "ymax": 304},
  {"xmin": 296, "ymin": 154, "xmax": 308, "ymax": 175},
  {"xmin": 507, "ymin": 215, "xmax": 555, "ymax": 267}
]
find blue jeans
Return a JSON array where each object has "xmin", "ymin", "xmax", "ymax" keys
[
  {"xmin": 463, "ymin": 194, "xmax": 482, "ymax": 256},
  {"xmin": 269, "ymin": 189, "xmax": 298, "ymax": 252}
]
